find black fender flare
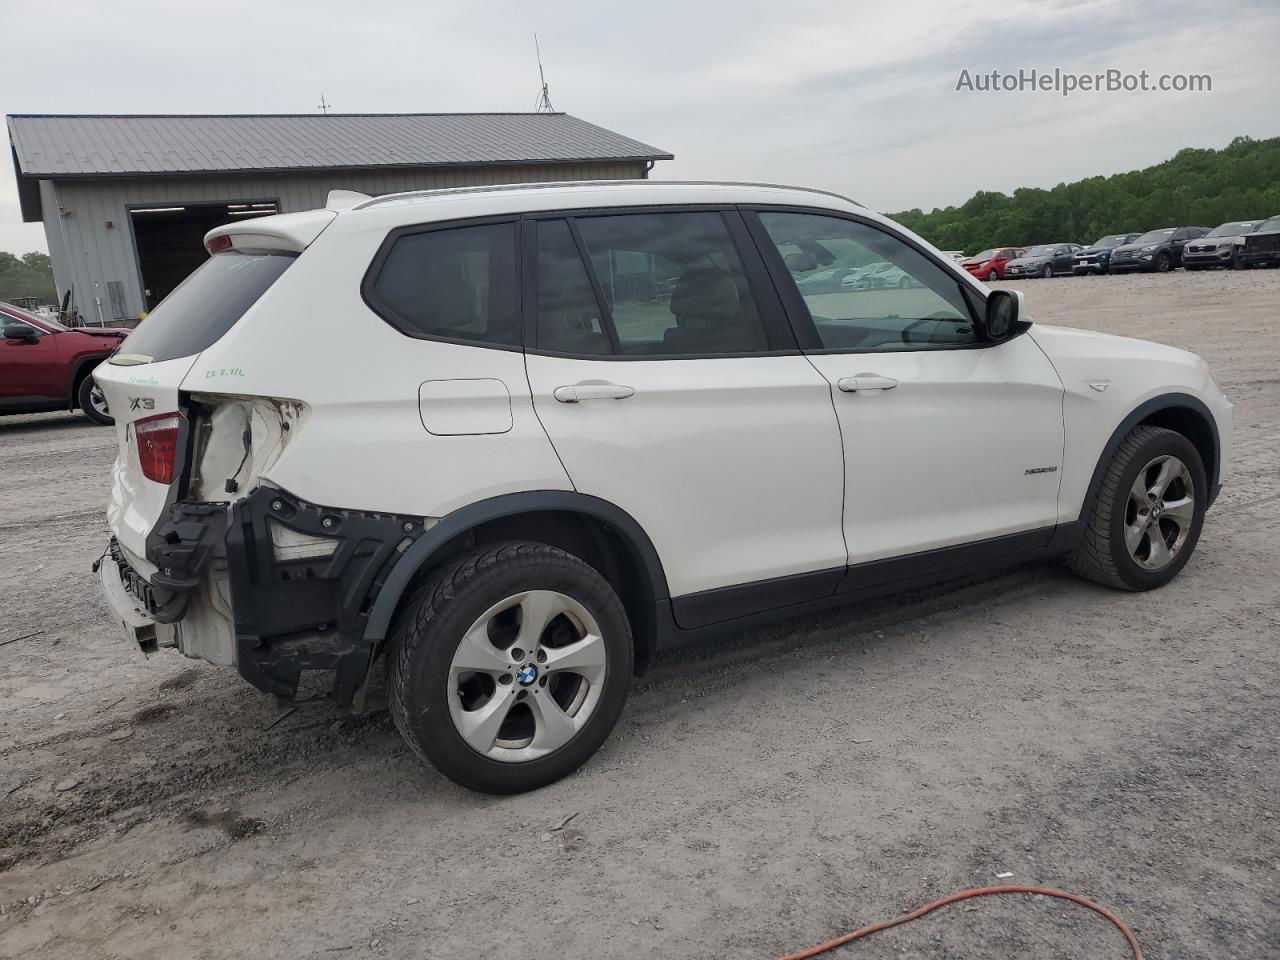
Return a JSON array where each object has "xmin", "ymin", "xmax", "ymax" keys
[
  {"xmin": 1080, "ymin": 392, "xmax": 1222, "ymax": 516},
  {"xmin": 362, "ymin": 490, "xmax": 671, "ymax": 644}
]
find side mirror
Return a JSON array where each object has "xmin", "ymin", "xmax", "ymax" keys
[
  {"xmin": 783, "ymin": 251, "xmax": 819, "ymax": 273},
  {"xmin": 3, "ymin": 323, "xmax": 40, "ymax": 343},
  {"xmin": 983, "ymin": 289, "xmax": 1025, "ymax": 341}
]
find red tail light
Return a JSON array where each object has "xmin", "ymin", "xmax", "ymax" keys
[{"xmin": 134, "ymin": 412, "xmax": 184, "ymax": 484}]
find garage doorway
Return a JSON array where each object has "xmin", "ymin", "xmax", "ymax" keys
[{"xmin": 130, "ymin": 200, "xmax": 279, "ymax": 310}]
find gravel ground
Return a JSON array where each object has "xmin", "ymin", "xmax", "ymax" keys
[{"xmin": 1, "ymin": 269, "xmax": 1277, "ymax": 960}]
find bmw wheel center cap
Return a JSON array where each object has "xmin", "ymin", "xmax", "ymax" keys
[{"xmin": 517, "ymin": 663, "xmax": 539, "ymax": 687}]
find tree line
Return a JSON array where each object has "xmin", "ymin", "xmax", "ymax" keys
[
  {"xmin": 0, "ymin": 251, "xmax": 57, "ymax": 305},
  {"xmin": 890, "ymin": 135, "xmax": 1280, "ymax": 254}
]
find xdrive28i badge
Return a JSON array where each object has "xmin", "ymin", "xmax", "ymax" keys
[{"xmin": 128, "ymin": 397, "xmax": 155, "ymax": 411}]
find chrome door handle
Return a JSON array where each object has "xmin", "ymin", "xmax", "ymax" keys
[
  {"xmin": 837, "ymin": 375, "xmax": 899, "ymax": 393},
  {"xmin": 553, "ymin": 382, "xmax": 636, "ymax": 403}
]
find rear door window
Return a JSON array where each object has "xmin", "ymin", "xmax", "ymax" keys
[
  {"xmin": 113, "ymin": 251, "xmax": 295, "ymax": 364},
  {"xmin": 572, "ymin": 211, "xmax": 770, "ymax": 356}
]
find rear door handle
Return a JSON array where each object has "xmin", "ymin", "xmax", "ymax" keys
[
  {"xmin": 837, "ymin": 375, "xmax": 898, "ymax": 393},
  {"xmin": 553, "ymin": 382, "xmax": 636, "ymax": 403}
]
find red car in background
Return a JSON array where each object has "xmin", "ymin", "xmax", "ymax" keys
[
  {"xmin": 0, "ymin": 302, "xmax": 131, "ymax": 424},
  {"xmin": 961, "ymin": 247, "xmax": 1025, "ymax": 282}
]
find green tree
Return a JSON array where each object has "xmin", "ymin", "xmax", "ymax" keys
[
  {"xmin": 0, "ymin": 250, "xmax": 57, "ymax": 304},
  {"xmin": 890, "ymin": 135, "xmax": 1280, "ymax": 253}
]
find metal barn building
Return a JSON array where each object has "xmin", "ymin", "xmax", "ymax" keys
[{"xmin": 7, "ymin": 113, "xmax": 672, "ymax": 324}]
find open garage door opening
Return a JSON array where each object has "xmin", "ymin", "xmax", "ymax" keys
[{"xmin": 131, "ymin": 201, "xmax": 278, "ymax": 310}]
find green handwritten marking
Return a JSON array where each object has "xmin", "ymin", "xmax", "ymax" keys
[
  {"xmin": 127, "ymin": 376, "xmax": 160, "ymax": 385},
  {"xmin": 205, "ymin": 368, "xmax": 246, "ymax": 378}
]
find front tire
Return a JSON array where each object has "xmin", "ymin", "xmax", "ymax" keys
[
  {"xmin": 1041, "ymin": 265, "xmax": 1054, "ymax": 279},
  {"xmin": 987, "ymin": 269, "xmax": 999, "ymax": 282},
  {"xmin": 1155, "ymin": 252, "xmax": 1172, "ymax": 273},
  {"xmin": 77, "ymin": 375, "xmax": 113, "ymax": 425},
  {"xmin": 1068, "ymin": 426, "xmax": 1206, "ymax": 591},
  {"xmin": 387, "ymin": 541, "xmax": 632, "ymax": 794}
]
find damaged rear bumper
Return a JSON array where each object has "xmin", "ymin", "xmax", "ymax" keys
[{"xmin": 95, "ymin": 486, "xmax": 429, "ymax": 707}]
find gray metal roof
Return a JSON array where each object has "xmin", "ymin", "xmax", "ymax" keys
[{"xmin": 7, "ymin": 112, "xmax": 672, "ymax": 178}]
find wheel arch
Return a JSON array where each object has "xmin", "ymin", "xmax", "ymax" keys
[
  {"xmin": 365, "ymin": 492, "xmax": 671, "ymax": 674},
  {"xmin": 66, "ymin": 352, "xmax": 108, "ymax": 409},
  {"xmin": 1082, "ymin": 393, "xmax": 1221, "ymax": 517}
]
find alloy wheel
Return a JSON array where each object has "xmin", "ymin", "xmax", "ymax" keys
[
  {"xmin": 447, "ymin": 590, "xmax": 607, "ymax": 762},
  {"xmin": 1124, "ymin": 454, "xmax": 1196, "ymax": 571},
  {"xmin": 90, "ymin": 385, "xmax": 110, "ymax": 418}
]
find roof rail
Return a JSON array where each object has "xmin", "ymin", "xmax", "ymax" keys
[{"xmin": 352, "ymin": 179, "xmax": 862, "ymax": 211}]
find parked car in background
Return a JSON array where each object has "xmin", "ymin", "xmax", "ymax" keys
[
  {"xmin": 1004, "ymin": 243, "xmax": 1082, "ymax": 279},
  {"xmin": 1184, "ymin": 220, "xmax": 1266, "ymax": 270},
  {"xmin": 1238, "ymin": 214, "xmax": 1280, "ymax": 268},
  {"xmin": 0, "ymin": 302, "xmax": 129, "ymax": 424},
  {"xmin": 92, "ymin": 181, "xmax": 1233, "ymax": 794},
  {"xmin": 1109, "ymin": 226, "xmax": 1209, "ymax": 273},
  {"xmin": 1072, "ymin": 234, "xmax": 1141, "ymax": 275},
  {"xmin": 840, "ymin": 261, "xmax": 921, "ymax": 290},
  {"xmin": 961, "ymin": 247, "xmax": 1024, "ymax": 281}
]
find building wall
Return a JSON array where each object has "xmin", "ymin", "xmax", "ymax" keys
[{"xmin": 39, "ymin": 160, "xmax": 648, "ymax": 322}]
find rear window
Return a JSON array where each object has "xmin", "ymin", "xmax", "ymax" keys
[{"xmin": 113, "ymin": 251, "xmax": 295, "ymax": 364}]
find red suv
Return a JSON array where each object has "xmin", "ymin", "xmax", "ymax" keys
[
  {"xmin": 961, "ymin": 247, "xmax": 1025, "ymax": 282},
  {"xmin": 1, "ymin": 302, "xmax": 130, "ymax": 424}
]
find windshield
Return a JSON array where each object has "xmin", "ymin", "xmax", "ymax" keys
[
  {"xmin": 1091, "ymin": 235, "xmax": 1129, "ymax": 248},
  {"xmin": 1134, "ymin": 229, "xmax": 1176, "ymax": 244},
  {"xmin": 1025, "ymin": 245, "xmax": 1056, "ymax": 258},
  {"xmin": 1260, "ymin": 216, "xmax": 1280, "ymax": 233},
  {"xmin": 970, "ymin": 249, "xmax": 997, "ymax": 261},
  {"xmin": 112, "ymin": 250, "xmax": 296, "ymax": 364},
  {"xmin": 1205, "ymin": 221, "xmax": 1258, "ymax": 238},
  {"xmin": 0, "ymin": 302, "xmax": 65, "ymax": 332}
]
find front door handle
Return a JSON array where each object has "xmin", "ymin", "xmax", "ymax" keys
[
  {"xmin": 837, "ymin": 375, "xmax": 899, "ymax": 393},
  {"xmin": 553, "ymin": 382, "xmax": 636, "ymax": 403}
]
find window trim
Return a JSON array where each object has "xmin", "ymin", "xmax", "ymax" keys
[
  {"xmin": 523, "ymin": 204, "xmax": 801, "ymax": 361},
  {"xmin": 360, "ymin": 214, "xmax": 526, "ymax": 353},
  {"xmin": 741, "ymin": 204, "xmax": 1021, "ymax": 355}
]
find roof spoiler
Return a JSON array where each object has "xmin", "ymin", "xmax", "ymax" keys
[
  {"xmin": 326, "ymin": 189, "xmax": 372, "ymax": 210},
  {"xmin": 204, "ymin": 208, "xmax": 338, "ymax": 254}
]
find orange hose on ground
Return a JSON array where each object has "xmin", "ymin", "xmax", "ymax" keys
[{"xmin": 778, "ymin": 885, "xmax": 1144, "ymax": 960}]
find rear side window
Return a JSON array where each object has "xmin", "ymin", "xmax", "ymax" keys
[
  {"xmin": 114, "ymin": 251, "xmax": 294, "ymax": 364},
  {"xmin": 367, "ymin": 222, "xmax": 519, "ymax": 347}
]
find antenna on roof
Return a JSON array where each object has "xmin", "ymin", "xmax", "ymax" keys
[
  {"xmin": 533, "ymin": 35, "xmax": 555, "ymax": 113},
  {"xmin": 318, "ymin": 94, "xmax": 331, "ymax": 115}
]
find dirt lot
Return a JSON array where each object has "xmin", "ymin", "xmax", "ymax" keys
[{"xmin": 2, "ymin": 270, "xmax": 1277, "ymax": 960}]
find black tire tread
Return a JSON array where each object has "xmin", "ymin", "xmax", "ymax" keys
[{"xmin": 1068, "ymin": 425, "xmax": 1180, "ymax": 590}]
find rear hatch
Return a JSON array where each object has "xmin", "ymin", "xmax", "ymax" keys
[{"xmin": 95, "ymin": 214, "xmax": 331, "ymax": 573}]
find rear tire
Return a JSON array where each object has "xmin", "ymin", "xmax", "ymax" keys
[
  {"xmin": 77, "ymin": 375, "xmax": 113, "ymax": 425},
  {"xmin": 387, "ymin": 541, "xmax": 632, "ymax": 794},
  {"xmin": 1068, "ymin": 426, "xmax": 1206, "ymax": 591}
]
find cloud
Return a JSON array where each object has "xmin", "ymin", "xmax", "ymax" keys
[{"xmin": 2, "ymin": 0, "xmax": 1277, "ymax": 254}]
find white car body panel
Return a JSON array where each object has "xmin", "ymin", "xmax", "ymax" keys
[
  {"xmin": 95, "ymin": 354, "xmax": 202, "ymax": 574},
  {"xmin": 1027, "ymin": 324, "xmax": 1233, "ymax": 521},
  {"xmin": 805, "ymin": 334, "xmax": 1065, "ymax": 564},
  {"xmin": 525, "ymin": 353, "xmax": 846, "ymax": 596}
]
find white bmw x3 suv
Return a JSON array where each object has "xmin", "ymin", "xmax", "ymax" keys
[{"xmin": 94, "ymin": 181, "xmax": 1232, "ymax": 793}]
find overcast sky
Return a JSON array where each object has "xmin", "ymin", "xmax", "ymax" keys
[{"xmin": 2, "ymin": 0, "xmax": 1277, "ymax": 254}]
